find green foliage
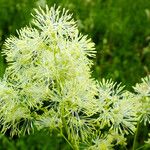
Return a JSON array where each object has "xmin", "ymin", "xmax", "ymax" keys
[
  {"xmin": 0, "ymin": 5, "xmax": 150, "ymax": 150},
  {"xmin": 0, "ymin": 131, "xmax": 71, "ymax": 150}
]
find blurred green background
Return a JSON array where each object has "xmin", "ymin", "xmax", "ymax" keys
[{"xmin": 0, "ymin": 0, "xmax": 150, "ymax": 149}]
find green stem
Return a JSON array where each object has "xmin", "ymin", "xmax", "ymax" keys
[
  {"xmin": 60, "ymin": 103, "xmax": 74, "ymax": 149},
  {"xmin": 136, "ymin": 145, "xmax": 146, "ymax": 150},
  {"xmin": 61, "ymin": 132, "xmax": 74, "ymax": 149},
  {"xmin": 132, "ymin": 120, "xmax": 140, "ymax": 150}
]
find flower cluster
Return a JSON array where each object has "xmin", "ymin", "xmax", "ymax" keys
[
  {"xmin": 133, "ymin": 76, "xmax": 150, "ymax": 125},
  {"xmin": 0, "ymin": 5, "xmax": 97, "ymax": 149},
  {"xmin": 96, "ymin": 79, "xmax": 139, "ymax": 134},
  {"xmin": 0, "ymin": 5, "xmax": 149, "ymax": 149}
]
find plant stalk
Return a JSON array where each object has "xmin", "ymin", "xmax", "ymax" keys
[{"xmin": 132, "ymin": 119, "xmax": 140, "ymax": 150}]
